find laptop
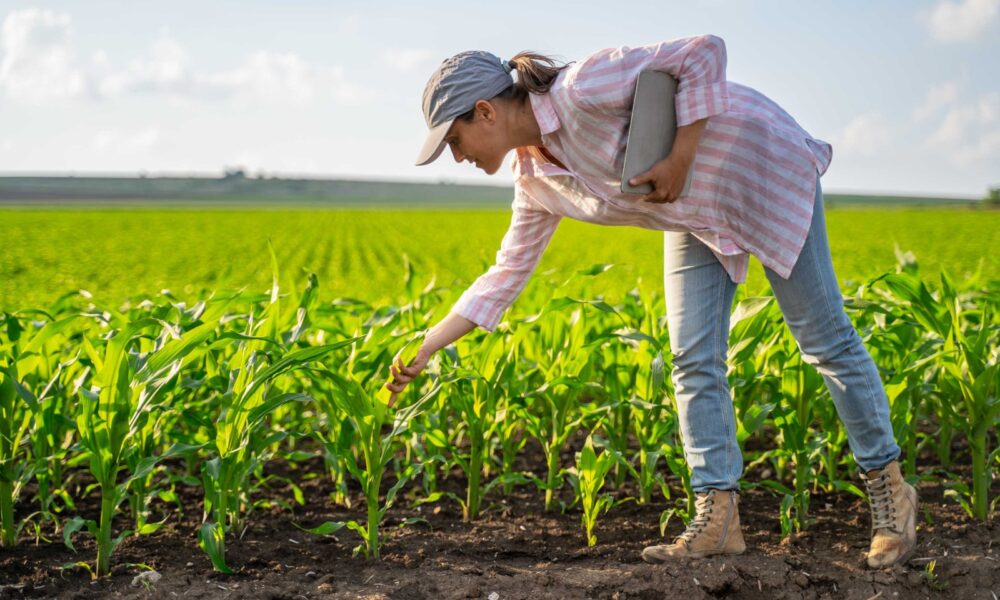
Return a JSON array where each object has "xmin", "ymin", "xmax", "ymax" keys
[{"xmin": 620, "ymin": 70, "xmax": 679, "ymax": 195}]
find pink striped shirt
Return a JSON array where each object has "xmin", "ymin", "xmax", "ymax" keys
[{"xmin": 452, "ymin": 34, "xmax": 833, "ymax": 332}]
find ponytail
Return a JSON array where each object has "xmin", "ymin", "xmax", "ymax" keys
[
  {"xmin": 506, "ymin": 51, "xmax": 569, "ymax": 99},
  {"xmin": 455, "ymin": 51, "xmax": 570, "ymax": 122}
]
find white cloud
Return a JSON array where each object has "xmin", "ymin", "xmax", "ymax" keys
[
  {"xmin": 0, "ymin": 8, "xmax": 90, "ymax": 101},
  {"xmin": 98, "ymin": 30, "xmax": 190, "ymax": 98},
  {"xmin": 837, "ymin": 112, "xmax": 892, "ymax": 158},
  {"xmin": 0, "ymin": 11, "xmax": 372, "ymax": 106},
  {"xmin": 381, "ymin": 47, "xmax": 434, "ymax": 72},
  {"xmin": 200, "ymin": 51, "xmax": 373, "ymax": 105},
  {"xmin": 925, "ymin": 92, "xmax": 1000, "ymax": 163},
  {"xmin": 912, "ymin": 80, "xmax": 960, "ymax": 121},
  {"xmin": 924, "ymin": 0, "xmax": 1000, "ymax": 42}
]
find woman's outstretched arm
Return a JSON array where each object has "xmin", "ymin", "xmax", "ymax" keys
[{"xmin": 384, "ymin": 311, "xmax": 476, "ymax": 396}]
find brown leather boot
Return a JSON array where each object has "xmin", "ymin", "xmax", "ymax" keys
[
  {"xmin": 859, "ymin": 459, "xmax": 918, "ymax": 568},
  {"xmin": 642, "ymin": 489, "xmax": 746, "ymax": 563}
]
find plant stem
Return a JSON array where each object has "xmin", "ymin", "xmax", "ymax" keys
[
  {"xmin": 638, "ymin": 448, "xmax": 651, "ymax": 505},
  {"xmin": 0, "ymin": 480, "xmax": 14, "ymax": 547},
  {"xmin": 96, "ymin": 486, "xmax": 116, "ymax": 577},
  {"xmin": 466, "ymin": 434, "xmax": 482, "ymax": 521},
  {"xmin": 970, "ymin": 428, "xmax": 988, "ymax": 521},
  {"xmin": 366, "ymin": 493, "xmax": 380, "ymax": 560},
  {"xmin": 216, "ymin": 486, "xmax": 228, "ymax": 566},
  {"xmin": 794, "ymin": 453, "xmax": 809, "ymax": 532},
  {"xmin": 544, "ymin": 445, "xmax": 559, "ymax": 512}
]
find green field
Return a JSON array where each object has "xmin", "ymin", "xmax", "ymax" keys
[
  {"xmin": 2, "ymin": 207, "xmax": 998, "ymax": 312},
  {"xmin": 2, "ymin": 201, "xmax": 999, "ymax": 587}
]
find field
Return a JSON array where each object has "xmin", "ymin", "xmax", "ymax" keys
[
  {"xmin": 1, "ymin": 204, "xmax": 999, "ymax": 599},
  {"xmin": 2, "ymin": 207, "xmax": 998, "ymax": 312}
]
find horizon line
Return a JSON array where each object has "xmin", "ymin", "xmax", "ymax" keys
[{"xmin": 0, "ymin": 170, "xmax": 985, "ymax": 201}]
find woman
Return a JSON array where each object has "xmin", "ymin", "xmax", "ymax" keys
[{"xmin": 389, "ymin": 35, "xmax": 917, "ymax": 568}]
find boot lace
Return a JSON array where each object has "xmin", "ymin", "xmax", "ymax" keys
[
  {"xmin": 677, "ymin": 492, "xmax": 715, "ymax": 543},
  {"xmin": 862, "ymin": 470, "xmax": 898, "ymax": 533}
]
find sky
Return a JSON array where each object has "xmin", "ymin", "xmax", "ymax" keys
[{"xmin": 0, "ymin": 0, "xmax": 998, "ymax": 197}]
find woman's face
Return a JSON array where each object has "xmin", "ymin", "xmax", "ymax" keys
[{"xmin": 444, "ymin": 100, "xmax": 508, "ymax": 175}]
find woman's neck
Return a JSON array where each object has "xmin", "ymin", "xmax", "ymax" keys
[{"xmin": 507, "ymin": 98, "xmax": 544, "ymax": 148}]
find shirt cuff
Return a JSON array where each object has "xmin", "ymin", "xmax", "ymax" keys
[
  {"xmin": 450, "ymin": 288, "xmax": 505, "ymax": 333},
  {"xmin": 674, "ymin": 80, "xmax": 729, "ymax": 126}
]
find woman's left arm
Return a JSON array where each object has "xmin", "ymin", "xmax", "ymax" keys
[
  {"xmin": 570, "ymin": 34, "xmax": 728, "ymax": 203},
  {"xmin": 629, "ymin": 116, "xmax": 708, "ymax": 204}
]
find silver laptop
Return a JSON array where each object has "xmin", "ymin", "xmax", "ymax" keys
[{"xmin": 620, "ymin": 70, "xmax": 679, "ymax": 194}]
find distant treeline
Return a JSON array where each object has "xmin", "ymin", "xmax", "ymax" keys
[
  {"xmin": 0, "ymin": 174, "xmax": 983, "ymax": 208},
  {"xmin": 0, "ymin": 174, "xmax": 513, "ymax": 207}
]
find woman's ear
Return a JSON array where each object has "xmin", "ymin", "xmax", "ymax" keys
[{"xmin": 475, "ymin": 99, "xmax": 496, "ymax": 123}]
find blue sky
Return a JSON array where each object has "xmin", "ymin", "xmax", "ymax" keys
[{"xmin": 0, "ymin": 0, "xmax": 997, "ymax": 196}]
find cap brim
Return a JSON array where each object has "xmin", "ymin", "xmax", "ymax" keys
[{"xmin": 414, "ymin": 118, "xmax": 454, "ymax": 166}]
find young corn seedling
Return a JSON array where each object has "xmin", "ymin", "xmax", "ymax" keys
[
  {"xmin": 879, "ymin": 270, "xmax": 999, "ymax": 520},
  {"xmin": 423, "ymin": 333, "xmax": 517, "ymax": 520},
  {"xmin": 0, "ymin": 359, "xmax": 31, "ymax": 548},
  {"xmin": 520, "ymin": 307, "xmax": 605, "ymax": 511},
  {"xmin": 308, "ymin": 335, "xmax": 440, "ymax": 559},
  {"xmin": 767, "ymin": 332, "xmax": 825, "ymax": 535},
  {"xmin": 938, "ymin": 303, "xmax": 998, "ymax": 521},
  {"xmin": 565, "ymin": 435, "xmax": 618, "ymax": 547},
  {"xmin": 627, "ymin": 341, "xmax": 673, "ymax": 505},
  {"xmin": 0, "ymin": 312, "xmax": 84, "ymax": 546},
  {"xmin": 68, "ymin": 299, "xmax": 230, "ymax": 577},
  {"xmin": 199, "ymin": 330, "xmax": 357, "ymax": 572}
]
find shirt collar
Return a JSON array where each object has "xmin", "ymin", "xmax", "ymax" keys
[{"xmin": 529, "ymin": 91, "xmax": 562, "ymax": 136}]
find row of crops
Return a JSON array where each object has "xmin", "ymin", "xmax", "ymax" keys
[{"xmin": 1, "ymin": 253, "xmax": 998, "ymax": 577}]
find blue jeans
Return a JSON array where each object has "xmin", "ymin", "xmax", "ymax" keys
[{"xmin": 663, "ymin": 174, "xmax": 901, "ymax": 493}]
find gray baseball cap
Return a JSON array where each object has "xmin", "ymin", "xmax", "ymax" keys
[{"xmin": 415, "ymin": 51, "xmax": 514, "ymax": 166}]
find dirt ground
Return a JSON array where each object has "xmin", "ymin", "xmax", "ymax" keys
[{"xmin": 2, "ymin": 451, "xmax": 998, "ymax": 600}]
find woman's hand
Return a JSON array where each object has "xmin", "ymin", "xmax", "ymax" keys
[
  {"xmin": 628, "ymin": 153, "xmax": 693, "ymax": 204},
  {"xmin": 384, "ymin": 345, "xmax": 433, "ymax": 404},
  {"xmin": 628, "ymin": 117, "xmax": 708, "ymax": 204}
]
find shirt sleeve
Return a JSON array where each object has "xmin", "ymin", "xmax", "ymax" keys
[
  {"xmin": 569, "ymin": 34, "xmax": 729, "ymax": 126},
  {"xmin": 450, "ymin": 187, "xmax": 562, "ymax": 332}
]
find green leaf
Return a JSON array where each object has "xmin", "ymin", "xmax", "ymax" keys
[
  {"xmin": 295, "ymin": 521, "xmax": 346, "ymax": 536},
  {"xmin": 197, "ymin": 522, "xmax": 233, "ymax": 574},
  {"xmin": 62, "ymin": 516, "xmax": 89, "ymax": 552},
  {"xmin": 576, "ymin": 263, "xmax": 614, "ymax": 277}
]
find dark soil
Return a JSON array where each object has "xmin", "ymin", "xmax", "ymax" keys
[{"xmin": 1, "ymin": 450, "xmax": 998, "ymax": 600}]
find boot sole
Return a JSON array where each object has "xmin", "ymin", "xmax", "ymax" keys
[{"xmin": 642, "ymin": 547, "xmax": 745, "ymax": 564}]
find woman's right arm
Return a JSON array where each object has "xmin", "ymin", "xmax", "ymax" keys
[
  {"xmin": 385, "ymin": 188, "xmax": 561, "ymax": 396},
  {"xmin": 385, "ymin": 311, "xmax": 476, "ymax": 395}
]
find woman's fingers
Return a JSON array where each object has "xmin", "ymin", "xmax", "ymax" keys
[
  {"xmin": 395, "ymin": 357, "xmax": 423, "ymax": 377},
  {"xmin": 385, "ymin": 379, "xmax": 407, "ymax": 393},
  {"xmin": 387, "ymin": 348, "xmax": 432, "ymax": 395},
  {"xmin": 389, "ymin": 365, "xmax": 412, "ymax": 385}
]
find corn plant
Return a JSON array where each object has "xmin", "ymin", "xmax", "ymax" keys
[
  {"xmin": 762, "ymin": 333, "xmax": 825, "ymax": 535},
  {"xmin": 879, "ymin": 271, "xmax": 999, "ymax": 520},
  {"xmin": 310, "ymin": 346, "xmax": 440, "ymax": 559},
  {"xmin": 520, "ymin": 303, "xmax": 607, "ymax": 511},
  {"xmin": 423, "ymin": 333, "xmax": 517, "ymax": 520},
  {"xmin": 198, "ymin": 322, "xmax": 356, "ymax": 572},
  {"xmin": 937, "ymin": 301, "xmax": 998, "ymax": 520},
  {"xmin": 565, "ymin": 435, "xmax": 617, "ymax": 546},
  {"xmin": 0, "ymin": 312, "xmax": 85, "ymax": 546},
  {"xmin": 68, "ymin": 300, "xmax": 229, "ymax": 577},
  {"xmin": 0, "ymin": 360, "xmax": 31, "ymax": 548}
]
